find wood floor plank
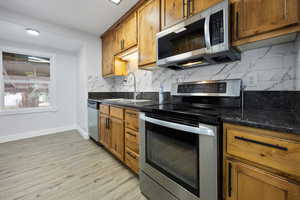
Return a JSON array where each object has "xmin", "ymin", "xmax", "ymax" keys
[{"xmin": 0, "ymin": 131, "xmax": 146, "ymax": 200}]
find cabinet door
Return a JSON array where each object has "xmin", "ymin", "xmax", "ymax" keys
[
  {"xmin": 110, "ymin": 117, "xmax": 124, "ymax": 161},
  {"xmin": 115, "ymin": 25, "xmax": 123, "ymax": 53},
  {"xmin": 234, "ymin": 0, "xmax": 299, "ymax": 40},
  {"xmin": 161, "ymin": 0, "xmax": 187, "ymax": 29},
  {"xmin": 190, "ymin": 0, "xmax": 223, "ymax": 16},
  {"xmin": 138, "ymin": 0, "xmax": 161, "ymax": 67},
  {"xmin": 123, "ymin": 12, "xmax": 137, "ymax": 50},
  {"xmin": 102, "ymin": 31, "xmax": 115, "ymax": 77},
  {"xmin": 99, "ymin": 115, "xmax": 111, "ymax": 148},
  {"xmin": 99, "ymin": 115, "xmax": 107, "ymax": 146},
  {"xmin": 225, "ymin": 161, "xmax": 300, "ymax": 200}
]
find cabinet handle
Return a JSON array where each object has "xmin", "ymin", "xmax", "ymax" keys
[
  {"xmin": 105, "ymin": 118, "xmax": 108, "ymax": 129},
  {"xmin": 182, "ymin": 0, "xmax": 186, "ymax": 18},
  {"xmin": 107, "ymin": 118, "xmax": 110, "ymax": 129},
  {"xmin": 126, "ymin": 131, "xmax": 136, "ymax": 137},
  {"xmin": 126, "ymin": 112, "xmax": 137, "ymax": 117},
  {"xmin": 236, "ymin": 11, "xmax": 239, "ymax": 39},
  {"xmin": 284, "ymin": 0, "xmax": 287, "ymax": 19},
  {"xmin": 121, "ymin": 40, "xmax": 124, "ymax": 49},
  {"xmin": 234, "ymin": 136, "xmax": 288, "ymax": 151},
  {"xmin": 187, "ymin": 0, "xmax": 192, "ymax": 16},
  {"xmin": 228, "ymin": 162, "xmax": 232, "ymax": 197},
  {"xmin": 127, "ymin": 151, "xmax": 137, "ymax": 159}
]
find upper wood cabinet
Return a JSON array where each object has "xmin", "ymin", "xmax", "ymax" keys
[
  {"xmin": 225, "ymin": 160, "xmax": 300, "ymax": 200},
  {"xmin": 123, "ymin": 12, "xmax": 138, "ymax": 50},
  {"xmin": 102, "ymin": 30, "xmax": 127, "ymax": 78},
  {"xmin": 232, "ymin": 0, "xmax": 300, "ymax": 46},
  {"xmin": 161, "ymin": 0, "xmax": 188, "ymax": 29},
  {"xmin": 102, "ymin": 31, "xmax": 115, "ymax": 77},
  {"xmin": 115, "ymin": 12, "xmax": 138, "ymax": 54},
  {"xmin": 138, "ymin": 0, "xmax": 161, "ymax": 68},
  {"xmin": 191, "ymin": 0, "xmax": 223, "ymax": 16}
]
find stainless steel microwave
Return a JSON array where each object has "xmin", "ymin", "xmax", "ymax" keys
[{"xmin": 156, "ymin": 0, "xmax": 240, "ymax": 70}]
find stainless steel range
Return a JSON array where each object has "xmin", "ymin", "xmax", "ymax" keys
[{"xmin": 139, "ymin": 79, "xmax": 242, "ymax": 200}]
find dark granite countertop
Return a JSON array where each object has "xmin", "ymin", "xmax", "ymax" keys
[
  {"xmin": 88, "ymin": 98, "xmax": 161, "ymax": 110},
  {"xmin": 88, "ymin": 91, "xmax": 300, "ymax": 135},
  {"xmin": 220, "ymin": 108, "xmax": 300, "ymax": 135}
]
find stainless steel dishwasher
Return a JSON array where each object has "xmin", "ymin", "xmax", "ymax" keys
[{"xmin": 88, "ymin": 100, "xmax": 99, "ymax": 142}]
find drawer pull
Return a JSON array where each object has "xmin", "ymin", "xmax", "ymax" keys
[
  {"xmin": 126, "ymin": 132, "xmax": 136, "ymax": 137},
  {"xmin": 126, "ymin": 112, "xmax": 137, "ymax": 117},
  {"xmin": 234, "ymin": 136, "xmax": 288, "ymax": 151},
  {"xmin": 127, "ymin": 151, "xmax": 137, "ymax": 159}
]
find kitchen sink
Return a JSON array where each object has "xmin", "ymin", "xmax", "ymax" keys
[{"xmin": 103, "ymin": 98, "xmax": 151, "ymax": 103}]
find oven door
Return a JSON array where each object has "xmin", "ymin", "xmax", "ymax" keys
[{"xmin": 140, "ymin": 113, "xmax": 218, "ymax": 200}]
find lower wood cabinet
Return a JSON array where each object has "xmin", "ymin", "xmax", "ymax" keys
[
  {"xmin": 125, "ymin": 147, "xmax": 140, "ymax": 174},
  {"xmin": 99, "ymin": 105, "xmax": 140, "ymax": 174},
  {"xmin": 225, "ymin": 160, "xmax": 300, "ymax": 200},
  {"xmin": 110, "ymin": 117, "xmax": 125, "ymax": 161},
  {"xmin": 223, "ymin": 123, "xmax": 300, "ymax": 200},
  {"xmin": 99, "ymin": 114, "xmax": 111, "ymax": 148}
]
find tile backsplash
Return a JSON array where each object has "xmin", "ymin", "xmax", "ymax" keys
[{"xmin": 89, "ymin": 38, "xmax": 300, "ymax": 92}]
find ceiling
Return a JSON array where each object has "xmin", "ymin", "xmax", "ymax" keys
[
  {"xmin": 0, "ymin": 20, "xmax": 83, "ymax": 52},
  {"xmin": 0, "ymin": 0, "xmax": 139, "ymax": 36}
]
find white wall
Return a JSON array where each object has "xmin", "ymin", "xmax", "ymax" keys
[
  {"xmin": 0, "ymin": 9, "xmax": 104, "ymax": 140},
  {"xmin": 0, "ymin": 39, "xmax": 77, "ymax": 140}
]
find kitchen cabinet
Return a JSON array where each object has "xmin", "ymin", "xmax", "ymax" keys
[
  {"xmin": 232, "ymin": 0, "xmax": 300, "ymax": 47},
  {"xmin": 99, "ymin": 105, "xmax": 140, "ymax": 174},
  {"xmin": 223, "ymin": 123, "xmax": 300, "ymax": 200},
  {"xmin": 225, "ymin": 160, "xmax": 300, "ymax": 200},
  {"xmin": 99, "ymin": 114, "xmax": 111, "ymax": 148},
  {"xmin": 102, "ymin": 31, "xmax": 115, "ymax": 77},
  {"xmin": 161, "ymin": 0, "xmax": 188, "ymax": 29},
  {"xmin": 102, "ymin": 30, "xmax": 127, "ymax": 78},
  {"xmin": 138, "ymin": 0, "xmax": 161, "ymax": 68},
  {"xmin": 124, "ymin": 109, "xmax": 140, "ymax": 173},
  {"xmin": 191, "ymin": 0, "xmax": 223, "ymax": 16},
  {"xmin": 115, "ymin": 12, "xmax": 137, "ymax": 54},
  {"xmin": 125, "ymin": 147, "xmax": 139, "ymax": 174},
  {"xmin": 110, "ymin": 117, "xmax": 125, "ymax": 161}
]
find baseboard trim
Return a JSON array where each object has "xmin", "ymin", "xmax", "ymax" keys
[
  {"xmin": 76, "ymin": 126, "xmax": 89, "ymax": 140},
  {"xmin": 0, "ymin": 125, "xmax": 78, "ymax": 143}
]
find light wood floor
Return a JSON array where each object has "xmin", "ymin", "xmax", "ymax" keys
[{"xmin": 0, "ymin": 130, "xmax": 147, "ymax": 200}]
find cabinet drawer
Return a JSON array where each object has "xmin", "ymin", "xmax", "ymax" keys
[
  {"xmin": 110, "ymin": 106, "xmax": 124, "ymax": 120},
  {"xmin": 125, "ymin": 128, "xmax": 139, "ymax": 154},
  {"xmin": 125, "ymin": 147, "xmax": 139, "ymax": 174},
  {"xmin": 100, "ymin": 104, "xmax": 109, "ymax": 115},
  {"xmin": 225, "ymin": 124, "xmax": 300, "ymax": 177},
  {"xmin": 125, "ymin": 109, "xmax": 139, "ymax": 131}
]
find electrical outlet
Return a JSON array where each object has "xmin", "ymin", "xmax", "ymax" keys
[{"xmin": 246, "ymin": 73, "xmax": 258, "ymax": 87}]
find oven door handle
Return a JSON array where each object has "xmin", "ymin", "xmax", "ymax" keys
[{"xmin": 142, "ymin": 116, "xmax": 215, "ymax": 136}]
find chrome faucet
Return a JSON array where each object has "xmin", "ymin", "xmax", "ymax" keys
[{"xmin": 125, "ymin": 72, "xmax": 138, "ymax": 100}]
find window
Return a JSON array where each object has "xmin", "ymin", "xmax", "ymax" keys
[{"xmin": 0, "ymin": 49, "xmax": 56, "ymax": 114}]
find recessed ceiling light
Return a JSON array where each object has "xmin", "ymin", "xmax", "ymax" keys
[
  {"xmin": 109, "ymin": 0, "xmax": 121, "ymax": 5},
  {"xmin": 26, "ymin": 28, "xmax": 40, "ymax": 36}
]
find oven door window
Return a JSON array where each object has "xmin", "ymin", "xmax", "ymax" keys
[{"xmin": 145, "ymin": 121, "xmax": 199, "ymax": 196}]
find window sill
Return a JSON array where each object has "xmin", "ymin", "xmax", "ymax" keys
[{"xmin": 0, "ymin": 106, "xmax": 57, "ymax": 116}]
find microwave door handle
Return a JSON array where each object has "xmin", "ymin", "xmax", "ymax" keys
[
  {"xmin": 143, "ymin": 116, "xmax": 215, "ymax": 136},
  {"xmin": 204, "ymin": 15, "xmax": 211, "ymax": 49}
]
